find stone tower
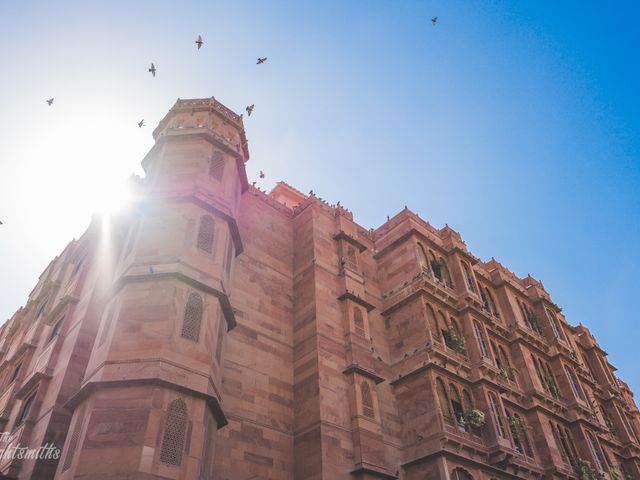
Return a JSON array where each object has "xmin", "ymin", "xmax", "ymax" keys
[{"xmin": 56, "ymin": 98, "xmax": 248, "ymax": 479}]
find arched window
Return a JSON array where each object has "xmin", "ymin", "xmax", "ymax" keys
[
  {"xmin": 361, "ymin": 380, "xmax": 374, "ymax": 418},
  {"xmin": 462, "ymin": 262, "xmax": 477, "ymax": 293},
  {"xmin": 48, "ymin": 317, "xmax": 64, "ymax": 342},
  {"xmin": 532, "ymin": 355, "xmax": 547, "ymax": 393},
  {"xmin": 62, "ymin": 405, "xmax": 86, "ymax": 472},
  {"xmin": 549, "ymin": 422, "xmax": 570, "ymax": 463},
  {"xmin": 346, "ymin": 246, "xmax": 357, "ymax": 270},
  {"xmin": 9, "ymin": 362, "xmax": 22, "ymax": 384},
  {"xmin": 440, "ymin": 257, "xmax": 453, "ymax": 288},
  {"xmin": 488, "ymin": 392, "xmax": 506, "ymax": 438},
  {"xmin": 436, "ymin": 378, "xmax": 451, "ymax": 420},
  {"xmin": 473, "ymin": 321, "xmax": 489, "ymax": 358},
  {"xmin": 564, "ymin": 365, "xmax": 585, "ymax": 401},
  {"xmin": 197, "ymin": 215, "xmax": 215, "ymax": 254},
  {"xmin": 485, "ymin": 289, "xmax": 499, "ymax": 318},
  {"xmin": 353, "ymin": 307, "xmax": 365, "ymax": 336},
  {"xmin": 449, "ymin": 384, "xmax": 465, "ymax": 428},
  {"xmin": 426, "ymin": 304, "xmax": 440, "ymax": 343},
  {"xmin": 36, "ymin": 301, "xmax": 47, "ymax": 319},
  {"xmin": 499, "ymin": 346, "xmax": 514, "ymax": 381},
  {"xmin": 160, "ymin": 398, "xmax": 188, "ymax": 466},
  {"xmin": 451, "ymin": 468, "xmax": 474, "ymax": 480},
  {"xmin": 438, "ymin": 311, "xmax": 449, "ymax": 342},
  {"xmin": 517, "ymin": 300, "xmax": 529, "ymax": 328},
  {"xmin": 480, "ymin": 288, "xmax": 490, "ymax": 311},
  {"xmin": 587, "ymin": 431, "xmax": 605, "ymax": 472},
  {"xmin": 507, "ymin": 412, "xmax": 533, "ymax": 457},
  {"xmin": 546, "ymin": 309, "xmax": 567, "ymax": 342},
  {"xmin": 209, "ymin": 151, "xmax": 225, "ymax": 180},
  {"xmin": 416, "ymin": 243, "xmax": 429, "ymax": 272},
  {"xmin": 181, "ymin": 293, "xmax": 203, "ymax": 342},
  {"xmin": 16, "ymin": 392, "xmax": 35, "ymax": 426},
  {"xmin": 215, "ymin": 314, "xmax": 225, "ymax": 364},
  {"xmin": 429, "ymin": 250, "xmax": 441, "ymax": 281}
]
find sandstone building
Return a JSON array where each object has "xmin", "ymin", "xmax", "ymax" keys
[{"xmin": 0, "ymin": 96, "xmax": 639, "ymax": 480}]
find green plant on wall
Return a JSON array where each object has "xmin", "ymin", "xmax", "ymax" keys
[
  {"xmin": 443, "ymin": 328, "xmax": 465, "ymax": 354},
  {"xmin": 464, "ymin": 409, "xmax": 486, "ymax": 429},
  {"xmin": 574, "ymin": 459, "xmax": 597, "ymax": 480},
  {"xmin": 508, "ymin": 415, "xmax": 527, "ymax": 440}
]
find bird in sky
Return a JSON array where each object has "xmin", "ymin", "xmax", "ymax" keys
[
  {"xmin": 138, "ymin": 119, "xmax": 145, "ymax": 128},
  {"xmin": 259, "ymin": 170, "xmax": 265, "ymax": 179},
  {"xmin": 195, "ymin": 34, "xmax": 204, "ymax": 50},
  {"xmin": 46, "ymin": 98, "xmax": 54, "ymax": 106},
  {"xmin": 246, "ymin": 104, "xmax": 254, "ymax": 116},
  {"xmin": 257, "ymin": 57, "xmax": 267, "ymax": 65},
  {"xmin": 149, "ymin": 63, "xmax": 156, "ymax": 77},
  {"xmin": 431, "ymin": 16, "xmax": 438, "ymax": 25}
]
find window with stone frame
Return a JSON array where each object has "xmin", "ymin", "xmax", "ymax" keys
[
  {"xmin": 551, "ymin": 422, "xmax": 574, "ymax": 465},
  {"xmin": 485, "ymin": 288, "xmax": 500, "ymax": 318},
  {"xmin": 473, "ymin": 320, "xmax": 490, "ymax": 358},
  {"xmin": 199, "ymin": 411, "xmax": 215, "ymax": 480},
  {"xmin": 209, "ymin": 151, "xmax": 225, "ymax": 181},
  {"xmin": 62, "ymin": 404, "xmax": 86, "ymax": 472},
  {"xmin": 436, "ymin": 377, "xmax": 452, "ymax": 422},
  {"xmin": 546, "ymin": 308, "xmax": 567, "ymax": 342},
  {"xmin": 196, "ymin": 215, "xmax": 215, "ymax": 254},
  {"xmin": 224, "ymin": 235, "xmax": 234, "ymax": 275},
  {"xmin": 587, "ymin": 431, "xmax": 606, "ymax": 472},
  {"xmin": 416, "ymin": 242, "xmax": 429, "ymax": 273},
  {"xmin": 462, "ymin": 261, "xmax": 477, "ymax": 293},
  {"xmin": 353, "ymin": 306, "xmax": 366, "ymax": 337},
  {"xmin": 181, "ymin": 292, "xmax": 204, "ymax": 342},
  {"xmin": 564, "ymin": 364, "xmax": 586, "ymax": 401},
  {"xmin": 345, "ymin": 245, "xmax": 358, "ymax": 271},
  {"xmin": 8, "ymin": 361, "xmax": 22, "ymax": 385},
  {"xmin": 215, "ymin": 312, "xmax": 224, "ymax": 364},
  {"xmin": 35, "ymin": 300, "xmax": 48, "ymax": 319},
  {"xmin": 48, "ymin": 317, "xmax": 64, "ymax": 343},
  {"xmin": 428, "ymin": 250, "xmax": 441, "ymax": 281},
  {"xmin": 488, "ymin": 392, "xmax": 506, "ymax": 438},
  {"xmin": 15, "ymin": 391, "xmax": 36, "ymax": 427},
  {"xmin": 360, "ymin": 380, "xmax": 375, "ymax": 418},
  {"xmin": 426, "ymin": 303, "xmax": 440, "ymax": 343},
  {"xmin": 440, "ymin": 257, "xmax": 454, "ymax": 288},
  {"xmin": 449, "ymin": 384, "xmax": 466, "ymax": 430},
  {"xmin": 518, "ymin": 300, "xmax": 543, "ymax": 336},
  {"xmin": 160, "ymin": 398, "xmax": 188, "ymax": 466},
  {"xmin": 507, "ymin": 411, "xmax": 534, "ymax": 457}
]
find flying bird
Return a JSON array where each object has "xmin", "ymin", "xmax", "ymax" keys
[
  {"xmin": 246, "ymin": 104, "xmax": 254, "ymax": 116},
  {"xmin": 46, "ymin": 98, "xmax": 54, "ymax": 106},
  {"xmin": 149, "ymin": 63, "xmax": 156, "ymax": 77},
  {"xmin": 259, "ymin": 170, "xmax": 265, "ymax": 179},
  {"xmin": 138, "ymin": 119, "xmax": 145, "ymax": 128},
  {"xmin": 257, "ymin": 57, "xmax": 267, "ymax": 64},
  {"xmin": 195, "ymin": 34, "xmax": 204, "ymax": 50},
  {"xmin": 431, "ymin": 16, "xmax": 438, "ymax": 25}
]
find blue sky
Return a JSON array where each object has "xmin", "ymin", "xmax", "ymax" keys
[{"xmin": 0, "ymin": 1, "xmax": 638, "ymax": 393}]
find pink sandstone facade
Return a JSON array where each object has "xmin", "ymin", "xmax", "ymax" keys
[{"xmin": 0, "ymin": 97, "xmax": 639, "ymax": 480}]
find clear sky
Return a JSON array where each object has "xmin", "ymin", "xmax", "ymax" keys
[{"xmin": 0, "ymin": 1, "xmax": 638, "ymax": 393}]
